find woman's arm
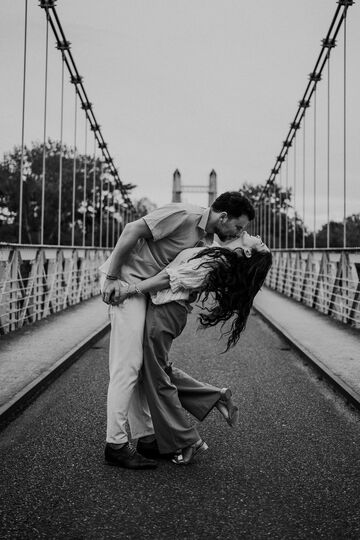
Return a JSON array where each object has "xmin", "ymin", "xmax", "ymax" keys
[
  {"xmin": 136, "ymin": 270, "xmax": 170, "ymax": 295},
  {"xmin": 114, "ymin": 269, "xmax": 171, "ymax": 304},
  {"xmin": 113, "ymin": 250, "xmax": 211, "ymax": 304}
]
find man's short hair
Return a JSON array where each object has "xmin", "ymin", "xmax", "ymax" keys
[{"xmin": 211, "ymin": 191, "xmax": 255, "ymax": 221}]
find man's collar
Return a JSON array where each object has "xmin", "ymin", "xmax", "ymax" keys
[{"xmin": 198, "ymin": 207, "xmax": 211, "ymax": 232}]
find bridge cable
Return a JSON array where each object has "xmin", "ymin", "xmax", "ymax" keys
[
  {"xmin": 302, "ymin": 114, "xmax": 306, "ymax": 249},
  {"xmin": 268, "ymin": 183, "xmax": 272, "ymax": 248},
  {"xmin": 326, "ymin": 52, "xmax": 331, "ymax": 249},
  {"xmin": 112, "ymin": 193, "xmax": 116, "ymax": 249},
  {"xmin": 39, "ymin": 1, "xmax": 134, "ymax": 210},
  {"xmin": 106, "ymin": 177, "xmax": 110, "ymax": 248},
  {"xmin": 293, "ymin": 138, "xmax": 297, "ymax": 248},
  {"xmin": 313, "ymin": 87, "xmax": 317, "ymax": 249},
  {"xmin": 19, "ymin": 0, "xmax": 28, "ymax": 244},
  {"xmin": 273, "ymin": 178, "xmax": 276, "ymax": 249},
  {"xmin": 343, "ymin": 12, "xmax": 348, "ymax": 247},
  {"xmin": 58, "ymin": 52, "xmax": 65, "ymax": 246},
  {"xmin": 71, "ymin": 89, "xmax": 78, "ymax": 246},
  {"xmin": 257, "ymin": 1, "xmax": 354, "ymax": 214},
  {"xmin": 99, "ymin": 169, "xmax": 103, "ymax": 247},
  {"xmin": 279, "ymin": 166, "xmax": 282, "ymax": 249},
  {"xmin": 82, "ymin": 110, "xmax": 88, "ymax": 247},
  {"xmin": 41, "ymin": 12, "xmax": 49, "ymax": 245},
  {"xmin": 285, "ymin": 155, "xmax": 289, "ymax": 249},
  {"xmin": 91, "ymin": 132, "xmax": 96, "ymax": 247},
  {"xmin": 261, "ymin": 198, "xmax": 264, "ymax": 244}
]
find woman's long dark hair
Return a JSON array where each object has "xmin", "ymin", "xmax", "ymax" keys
[{"xmin": 190, "ymin": 246, "xmax": 272, "ymax": 351}]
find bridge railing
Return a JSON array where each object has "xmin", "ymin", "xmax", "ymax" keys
[
  {"xmin": 265, "ymin": 248, "xmax": 360, "ymax": 328},
  {"xmin": 0, "ymin": 244, "xmax": 110, "ymax": 335}
]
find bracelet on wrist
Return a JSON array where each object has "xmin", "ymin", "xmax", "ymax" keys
[
  {"xmin": 127, "ymin": 283, "xmax": 144, "ymax": 296},
  {"xmin": 134, "ymin": 284, "xmax": 144, "ymax": 295},
  {"xmin": 106, "ymin": 274, "xmax": 119, "ymax": 281}
]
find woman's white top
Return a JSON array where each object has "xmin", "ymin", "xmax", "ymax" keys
[{"xmin": 151, "ymin": 246, "xmax": 213, "ymax": 305}]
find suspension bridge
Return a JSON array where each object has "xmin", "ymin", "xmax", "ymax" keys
[{"xmin": 1, "ymin": 1, "xmax": 360, "ymax": 539}]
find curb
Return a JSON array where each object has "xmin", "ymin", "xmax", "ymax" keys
[
  {"xmin": 253, "ymin": 305, "xmax": 360, "ymax": 411},
  {"xmin": 0, "ymin": 322, "xmax": 110, "ymax": 431}
]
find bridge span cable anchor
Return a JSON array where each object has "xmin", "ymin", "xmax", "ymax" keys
[
  {"xmin": 39, "ymin": 0, "xmax": 56, "ymax": 8},
  {"xmin": 321, "ymin": 37, "xmax": 337, "ymax": 49},
  {"xmin": 56, "ymin": 40, "xmax": 70, "ymax": 51},
  {"xmin": 337, "ymin": 0, "xmax": 354, "ymax": 6},
  {"xmin": 298, "ymin": 99, "xmax": 310, "ymax": 109},
  {"xmin": 309, "ymin": 71, "xmax": 322, "ymax": 83},
  {"xmin": 70, "ymin": 75, "xmax": 83, "ymax": 85}
]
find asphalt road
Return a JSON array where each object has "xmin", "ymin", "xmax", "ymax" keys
[{"xmin": 1, "ymin": 309, "xmax": 360, "ymax": 540}]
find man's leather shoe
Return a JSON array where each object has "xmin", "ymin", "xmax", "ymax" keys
[
  {"xmin": 137, "ymin": 439, "xmax": 173, "ymax": 461},
  {"xmin": 105, "ymin": 443, "xmax": 158, "ymax": 469}
]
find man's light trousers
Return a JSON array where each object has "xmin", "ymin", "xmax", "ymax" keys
[{"xmin": 106, "ymin": 296, "xmax": 154, "ymax": 444}]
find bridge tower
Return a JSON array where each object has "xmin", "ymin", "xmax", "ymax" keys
[{"xmin": 172, "ymin": 169, "xmax": 217, "ymax": 205}]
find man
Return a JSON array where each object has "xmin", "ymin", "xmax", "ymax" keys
[{"xmin": 101, "ymin": 191, "xmax": 255, "ymax": 469}]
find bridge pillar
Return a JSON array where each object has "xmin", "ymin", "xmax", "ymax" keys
[
  {"xmin": 171, "ymin": 170, "xmax": 217, "ymax": 204},
  {"xmin": 208, "ymin": 169, "xmax": 217, "ymax": 206},
  {"xmin": 172, "ymin": 169, "xmax": 182, "ymax": 202}
]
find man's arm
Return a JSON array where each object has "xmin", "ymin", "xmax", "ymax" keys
[{"xmin": 102, "ymin": 218, "xmax": 152, "ymax": 305}]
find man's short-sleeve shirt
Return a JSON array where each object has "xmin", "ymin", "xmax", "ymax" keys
[{"xmin": 100, "ymin": 203, "xmax": 212, "ymax": 283}]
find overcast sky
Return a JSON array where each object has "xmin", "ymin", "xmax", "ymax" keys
[{"xmin": 1, "ymin": 0, "xmax": 359, "ymax": 228}]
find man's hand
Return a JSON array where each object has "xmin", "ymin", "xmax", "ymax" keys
[
  {"xmin": 102, "ymin": 279, "xmax": 131, "ymax": 305},
  {"xmin": 102, "ymin": 278, "xmax": 123, "ymax": 305}
]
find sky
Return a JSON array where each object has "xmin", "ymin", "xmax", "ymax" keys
[{"xmin": 1, "ymin": 0, "xmax": 359, "ymax": 229}]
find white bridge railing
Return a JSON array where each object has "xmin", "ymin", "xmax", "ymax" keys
[
  {"xmin": 2, "ymin": 245, "xmax": 360, "ymax": 336},
  {"xmin": 0, "ymin": 244, "xmax": 110, "ymax": 335},
  {"xmin": 266, "ymin": 249, "xmax": 360, "ymax": 328}
]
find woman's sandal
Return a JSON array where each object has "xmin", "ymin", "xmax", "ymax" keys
[
  {"xmin": 172, "ymin": 439, "xmax": 209, "ymax": 466},
  {"xmin": 216, "ymin": 388, "xmax": 239, "ymax": 428}
]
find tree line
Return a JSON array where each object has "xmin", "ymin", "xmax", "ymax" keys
[
  {"xmin": 0, "ymin": 140, "xmax": 358, "ymax": 247},
  {"xmin": 0, "ymin": 140, "xmax": 141, "ymax": 246},
  {"xmin": 240, "ymin": 182, "xmax": 359, "ymax": 249}
]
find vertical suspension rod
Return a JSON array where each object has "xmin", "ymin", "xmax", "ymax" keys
[
  {"xmin": 313, "ymin": 89, "xmax": 317, "ymax": 249},
  {"xmin": 19, "ymin": 0, "xmax": 28, "ymax": 244},
  {"xmin": 58, "ymin": 53, "xmax": 65, "ymax": 246},
  {"xmin": 257, "ymin": 2, "xmax": 353, "ymax": 208},
  {"xmin": 343, "ymin": 12, "xmax": 348, "ymax": 247},
  {"xmin": 71, "ymin": 90, "xmax": 77, "ymax": 246},
  {"xmin": 41, "ymin": 12, "xmax": 49, "ymax": 245},
  {"xmin": 326, "ymin": 55, "xmax": 331, "ymax": 249},
  {"xmin": 41, "ymin": 3, "xmax": 134, "ymax": 209}
]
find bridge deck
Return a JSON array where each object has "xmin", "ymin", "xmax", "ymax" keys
[
  {"xmin": 1, "ymin": 294, "xmax": 360, "ymax": 538},
  {"xmin": 1, "ymin": 288, "xmax": 359, "ymax": 426}
]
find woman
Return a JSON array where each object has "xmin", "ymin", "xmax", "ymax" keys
[{"xmin": 116, "ymin": 233, "xmax": 272, "ymax": 464}]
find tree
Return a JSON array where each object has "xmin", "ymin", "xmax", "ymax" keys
[
  {"xmin": 239, "ymin": 182, "xmax": 360, "ymax": 248},
  {"xmin": 239, "ymin": 181, "xmax": 308, "ymax": 248},
  {"xmin": 0, "ymin": 139, "xmax": 136, "ymax": 246},
  {"xmin": 134, "ymin": 197, "xmax": 157, "ymax": 217},
  {"xmin": 316, "ymin": 214, "xmax": 360, "ymax": 248}
]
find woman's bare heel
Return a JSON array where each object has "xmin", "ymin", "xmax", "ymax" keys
[{"xmin": 216, "ymin": 388, "xmax": 239, "ymax": 428}]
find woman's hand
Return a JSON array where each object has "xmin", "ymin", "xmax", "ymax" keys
[{"xmin": 115, "ymin": 283, "xmax": 130, "ymax": 304}]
